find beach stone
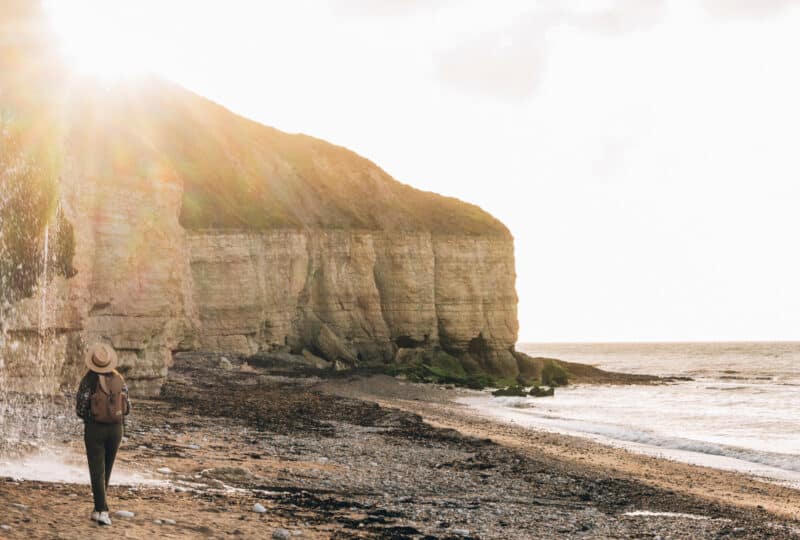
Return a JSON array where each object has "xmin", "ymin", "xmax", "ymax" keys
[
  {"xmin": 272, "ymin": 528, "xmax": 291, "ymax": 540},
  {"xmin": 452, "ymin": 529, "xmax": 470, "ymax": 537},
  {"xmin": 153, "ymin": 520, "xmax": 163, "ymax": 525},
  {"xmin": 10, "ymin": 503, "xmax": 28, "ymax": 510},
  {"xmin": 491, "ymin": 386, "xmax": 527, "ymax": 397},
  {"xmin": 157, "ymin": 467, "xmax": 172, "ymax": 475},
  {"xmin": 529, "ymin": 386, "xmax": 555, "ymax": 397},
  {"xmin": 201, "ymin": 466, "xmax": 254, "ymax": 485},
  {"xmin": 163, "ymin": 519, "xmax": 176, "ymax": 525},
  {"xmin": 253, "ymin": 503, "xmax": 267, "ymax": 514},
  {"xmin": 219, "ymin": 357, "xmax": 233, "ymax": 370},
  {"xmin": 115, "ymin": 510, "xmax": 135, "ymax": 518},
  {"xmin": 0, "ymin": 525, "xmax": 11, "ymax": 531}
]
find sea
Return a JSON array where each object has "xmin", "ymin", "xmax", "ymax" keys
[{"xmin": 459, "ymin": 342, "xmax": 800, "ymax": 487}]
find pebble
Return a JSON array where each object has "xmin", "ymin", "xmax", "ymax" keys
[
  {"xmin": 188, "ymin": 444, "xmax": 201, "ymax": 450},
  {"xmin": 10, "ymin": 503, "xmax": 28, "ymax": 510},
  {"xmin": 156, "ymin": 467, "xmax": 172, "ymax": 474},
  {"xmin": 272, "ymin": 528, "xmax": 291, "ymax": 540},
  {"xmin": 115, "ymin": 510, "xmax": 135, "ymax": 518},
  {"xmin": 163, "ymin": 519, "xmax": 176, "ymax": 525},
  {"xmin": 0, "ymin": 525, "xmax": 11, "ymax": 531},
  {"xmin": 452, "ymin": 529, "xmax": 470, "ymax": 537},
  {"xmin": 153, "ymin": 520, "xmax": 163, "ymax": 525},
  {"xmin": 253, "ymin": 503, "xmax": 267, "ymax": 514}
]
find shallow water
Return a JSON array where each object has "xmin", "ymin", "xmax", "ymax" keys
[
  {"xmin": 0, "ymin": 448, "xmax": 162, "ymax": 486},
  {"xmin": 461, "ymin": 342, "xmax": 800, "ymax": 487}
]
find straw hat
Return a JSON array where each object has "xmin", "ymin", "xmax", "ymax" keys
[{"xmin": 84, "ymin": 342, "xmax": 118, "ymax": 374}]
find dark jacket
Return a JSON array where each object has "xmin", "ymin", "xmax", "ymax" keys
[{"xmin": 75, "ymin": 371, "xmax": 131, "ymax": 423}]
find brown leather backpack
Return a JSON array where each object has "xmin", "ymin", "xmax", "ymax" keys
[{"xmin": 90, "ymin": 372, "xmax": 128, "ymax": 424}]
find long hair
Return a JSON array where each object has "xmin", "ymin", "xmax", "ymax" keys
[{"xmin": 82, "ymin": 368, "xmax": 123, "ymax": 391}]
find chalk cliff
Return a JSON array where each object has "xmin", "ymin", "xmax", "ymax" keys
[{"xmin": 1, "ymin": 6, "xmax": 521, "ymax": 395}]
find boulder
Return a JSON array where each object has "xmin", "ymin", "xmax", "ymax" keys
[
  {"xmin": 301, "ymin": 349, "xmax": 332, "ymax": 370},
  {"xmin": 492, "ymin": 386, "xmax": 528, "ymax": 397}
]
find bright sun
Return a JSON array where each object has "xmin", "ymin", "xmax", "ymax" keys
[{"xmin": 43, "ymin": 0, "xmax": 156, "ymax": 81}]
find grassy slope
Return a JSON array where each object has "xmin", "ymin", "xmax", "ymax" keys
[{"xmin": 67, "ymin": 80, "xmax": 511, "ymax": 237}]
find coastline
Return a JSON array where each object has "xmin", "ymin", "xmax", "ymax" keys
[
  {"xmin": 0, "ymin": 361, "xmax": 798, "ymax": 539},
  {"xmin": 359, "ymin": 384, "xmax": 800, "ymax": 519},
  {"xmin": 318, "ymin": 376, "xmax": 800, "ymax": 521}
]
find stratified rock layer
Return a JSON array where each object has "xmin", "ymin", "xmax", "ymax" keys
[{"xmin": 187, "ymin": 230, "xmax": 517, "ymax": 361}]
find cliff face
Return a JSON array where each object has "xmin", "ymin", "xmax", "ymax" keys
[
  {"xmin": 188, "ymin": 230, "xmax": 518, "ymax": 366},
  {"xmin": 2, "ymin": 78, "xmax": 520, "ymax": 396}
]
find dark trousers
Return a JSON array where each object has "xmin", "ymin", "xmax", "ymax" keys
[{"xmin": 83, "ymin": 421, "xmax": 123, "ymax": 512}]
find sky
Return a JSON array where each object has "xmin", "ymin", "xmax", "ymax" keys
[{"xmin": 43, "ymin": 0, "xmax": 800, "ymax": 342}]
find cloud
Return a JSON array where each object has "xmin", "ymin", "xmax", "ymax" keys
[
  {"xmin": 565, "ymin": 0, "xmax": 666, "ymax": 34},
  {"xmin": 435, "ymin": 1, "xmax": 666, "ymax": 101},
  {"xmin": 330, "ymin": 0, "xmax": 447, "ymax": 18},
  {"xmin": 702, "ymin": 0, "xmax": 799, "ymax": 19},
  {"xmin": 437, "ymin": 21, "xmax": 548, "ymax": 101}
]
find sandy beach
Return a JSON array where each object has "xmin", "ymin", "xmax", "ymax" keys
[{"xmin": 1, "ymin": 356, "xmax": 798, "ymax": 539}]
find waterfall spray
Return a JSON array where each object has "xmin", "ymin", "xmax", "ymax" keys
[
  {"xmin": 35, "ymin": 220, "xmax": 50, "ymax": 438},
  {"xmin": 0, "ymin": 183, "xmax": 76, "ymax": 455}
]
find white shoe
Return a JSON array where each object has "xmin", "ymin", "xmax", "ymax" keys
[
  {"xmin": 97, "ymin": 512, "xmax": 112, "ymax": 526},
  {"xmin": 91, "ymin": 511, "xmax": 100, "ymax": 522}
]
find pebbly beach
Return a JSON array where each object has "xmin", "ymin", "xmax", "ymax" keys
[{"xmin": 1, "ymin": 355, "xmax": 798, "ymax": 539}]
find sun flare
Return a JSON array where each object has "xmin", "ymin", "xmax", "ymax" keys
[{"xmin": 43, "ymin": 0, "xmax": 155, "ymax": 80}]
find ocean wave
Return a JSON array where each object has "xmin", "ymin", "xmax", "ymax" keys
[
  {"xmin": 489, "ymin": 397, "xmax": 535, "ymax": 409},
  {"xmin": 485, "ymin": 403, "xmax": 800, "ymax": 473},
  {"xmin": 590, "ymin": 426, "xmax": 796, "ymax": 472}
]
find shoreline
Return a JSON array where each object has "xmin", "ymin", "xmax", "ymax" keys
[
  {"xmin": 318, "ymin": 375, "xmax": 800, "ymax": 520},
  {"xmin": 0, "ymin": 360, "xmax": 798, "ymax": 538},
  {"xmin": 456, "ymin": 391, "xmax": 800, "ymax": 490}
]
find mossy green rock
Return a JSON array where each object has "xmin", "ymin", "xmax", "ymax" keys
[
  {"xmin": 541, "ymin": 360, "xmax": 570, "ymax": 387},
  {"xmin": 491, "ymin": 386, "xmax": 529, "ymax": 397},
  {"xmin": 529, "ymin": 386, "xmax": 555, "ymax": 397},
  {"xmin": 431, "ymin": 351, "xmax": 467, "ymax": 379}
]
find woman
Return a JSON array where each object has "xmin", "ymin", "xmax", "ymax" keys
[{"xmin": 75, "ymin": 342, "xmax": 131, "ymax": 526}]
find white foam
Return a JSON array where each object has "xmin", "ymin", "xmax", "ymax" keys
[
  {"xmin": 460, "ymin": 388, "xmax": 800, "ymax": 489},
  {"xmin": 624, "ymin": 511, "xmax": 710, "ymax": 520},
  {"xmin": 0, "ymin": 449, "xmax": 164, "ymax": 486}
]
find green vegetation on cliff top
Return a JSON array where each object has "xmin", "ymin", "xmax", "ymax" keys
[{"xmin": 67, "ymin": 81, "xmax": 511, "ymax": 236}]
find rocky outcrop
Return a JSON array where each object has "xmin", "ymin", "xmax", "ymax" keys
[{"xmin": 1, "ymin": 35, "xmax": 521, "ymax": 394}]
